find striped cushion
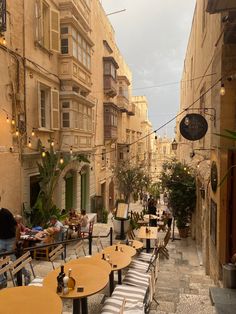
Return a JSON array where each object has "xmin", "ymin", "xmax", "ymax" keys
[
  {"xmin": 136, "ymin": 252, "xmax": 153, "ymax": 262},
  {"xmin": 28, "ymin": 277, "xmax": 43, "ymax": 287},
  {"xmin": 129, "ymin": 260, "xmax": 149, "ymax": 272},
  {"xmin": 123, "ymin": 269, "xmax": 150, "ymax": 289},
  {"xmin": 112, "ymin": 284, "xmax": 146, "ymax": 303},
  {"xmin": 101, "ymin": 297, "xmax": 144, "ymax": 314}
]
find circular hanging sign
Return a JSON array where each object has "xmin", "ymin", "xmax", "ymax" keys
[{"xmin": 179, "ymin": 113, "xmax": 208, "ymax": 141}]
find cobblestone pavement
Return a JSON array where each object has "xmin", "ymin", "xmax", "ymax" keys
[{"xmin": 17, "ymin": 202, "xmax": 216, "ymax": 313}]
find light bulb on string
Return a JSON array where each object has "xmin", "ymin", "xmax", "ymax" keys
[
  {"xmin": 154, "ymin": 131, "xmax": 157, "ymax": 140},
  {"xmin": 59, "ymin": 154, "xmax": 64, "ymax": 164},
  {"xmin": 15, "ymin": 129, "xmax": 19, "ymax": 136},
  {"xmin": 70, "ymin": 146, "xmax": 73, "ymax": 155},
  {"xmin": 2, "ymin": 38, "xmax": 6, "ymax": 46},
  {"xmin": 31, "ymin": 128, "xmax": 35, "ymax": 137},
  {"xmin": 220, "ymin": 83, "xmax": 226, "ymax": 96},
  {"xmin": 28, "ymin": 138, "xmax": 32, "ymax": 148},
  {"xmin": 127, "ymin": 145, "xmax": 130, "ymax": 153},
  {"xmin": 11, "ymin": 116, "xmax": 15, "ymax": 125},
  {"xmin": 42, "ymin": 147, "xmax": 46, "ymax": 158},
  {"xmin": 6, "ymin": 115, "xmax": 9, "ymax": 123},
  {"xmin": 50, "ymin": 140, "xmax": 54, "ymax": 147}
]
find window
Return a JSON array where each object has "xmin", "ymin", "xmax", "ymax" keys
[
  {"xmin": 68, "ymin": 28, "xmax": 91, "ymax": 69},
  {"xmin": 61, "ymin": 100, "xmax": 92, "ymax": 132},
  {"xmin": 35, "ymin": 0, "xmax": 60, "ymax": 52},
  {"xmin": 104, "ymin": 62, "xmax": 116, "ymax": 80},
  {"xmin": 118, "ymin": 86, "xmax": 129, "ymax": 99},
  {"xmin": 61, "ymin": 38, "xmax": 68, "ymax": 54},
  {"xmin": 38, "ymin": 83, "xmax": 59, "ymax": 130}
]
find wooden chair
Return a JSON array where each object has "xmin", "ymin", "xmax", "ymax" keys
[
  {"xmin": 73, "ymin": 240, "xmax": 87, "ymax": 258},
  {"xmin": 95, "ymin": 236, "xmax": 104, "ymax": 252},
  {"xmin": 49, "ymin": 244, "xmax": 65, "ymax": 269},
  {"xmin": 0, "ymin": 256, "xmax": 12, "ymax": 288},
  {"xmin": 80, "ymin": 222, "xmax": 94, "ymax": 238},
  {"xmin": 33, "ymin": 235, "xmax": 54, "ymax": 261},
  {"xmin": 9, "ymin": 251, "xmax": 43, "ymax": 287},
  {"xmin": 158, "ymin": 229, "xmax": 171, "ymax": 259}
]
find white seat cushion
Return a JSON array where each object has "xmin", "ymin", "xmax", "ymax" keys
[{"xmin": 101, "ymin": 297, "xmax": 144, "ymax": 314}]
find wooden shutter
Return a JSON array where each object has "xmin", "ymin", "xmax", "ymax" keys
[
  {"xmin": 35, "ymin": 0, "xmax": 43, "ymax": 44},
  {"xmin": 50, "ymin": 9, "xmax": 60, "ymax": 52},
  {"xmin": 51, "ymin": 90, "xmax": 59, "ymax": 130}
]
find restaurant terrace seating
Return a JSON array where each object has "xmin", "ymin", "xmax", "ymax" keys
[
  {"xmin": 0, "ymin": 256, "xmax": 12, "ymax": 288},
  {"xmin": 48, "ymin": 244, "xmax": 65, "ymax": 269}
]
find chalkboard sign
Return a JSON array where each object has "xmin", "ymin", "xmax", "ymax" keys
[
  {"xmin": 180, "ymin": 113, "xmax": 208, "ymax": 141},
  {"xmin": 210, "ymin": 199, "xmax": 217, "ymax": 245}
]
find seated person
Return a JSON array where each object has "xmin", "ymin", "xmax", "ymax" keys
[
  {"xmin": 49, "ymin": 215, "xmax": 64, "ymax": 242},
  {"xmin": 34, "ymin": 227, "xmax": 55, "ymax": 243},
  {"xmin": 69, "ymin": 208, "xmax": 79, "ymax": 220},
  {"xmin": 79, "ymin": 210, "xmax": 89, "ymax": 232},
  {"xmin": 14, "ymin": 215, "xmax": 30, "ymax": 234}
]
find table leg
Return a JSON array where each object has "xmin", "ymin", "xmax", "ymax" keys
[
  {"xmin": 109, "ymin": 271, "xmax": 114, "ymax": 296},
  {"xmin": 118, "ymin": 270, "xmax": 122, "ymax": 284},
  {"xmin": 146, "ymin": 239, "xmax": 151, "ymax": 253},
  {"xmin": 81, "ymin": 297, "xmax": 88, "ymax": 314},
  {"xmin": 73, "ymin": 299, "xmax": 81, "ymax": 314}
]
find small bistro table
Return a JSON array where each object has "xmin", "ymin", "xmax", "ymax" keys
[
  {"xmin": 138, "ymin": 226, "xmax": 159, "ymax": 252},
  {"xmin": 43, "ymin": 263, "xmax": 109, "ymax": 314},
  {"xmin": 0, "ymin": 286, "xmax": 62, "ymax": 314}
]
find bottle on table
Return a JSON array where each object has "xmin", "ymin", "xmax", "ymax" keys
[
  {"xmin": 126, "ymin": 238, "xmax": 129, "ymax": 246},
  {"xmin": 67, "ymin": 268, "xmax": 76, "ymax": 291},
  {"xmin": 57, "ymin": 265, "xmax": 65, "ymax": 293},
  {"xmin": 63, "ymin": 275, "xmax": 69, "ymax": 295}
]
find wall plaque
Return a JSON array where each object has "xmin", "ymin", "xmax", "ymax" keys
[{"xmin": 179, "ymin": 113, "xmax": 208, "ymax": 141}]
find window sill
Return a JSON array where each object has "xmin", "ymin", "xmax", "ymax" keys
[
  {"xmin": 37, "ymin": 128, "xmax": 55, "ymax": 133},
  {"xmin": 35, "ymin": 41, "xmax": 54, "ymax": 56}
]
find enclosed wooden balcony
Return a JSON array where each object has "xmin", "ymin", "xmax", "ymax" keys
[
  {"xmin": 207, "ymin": 0, "xmax": 236, "ymax": 14},
  {"xmin": 103, "ymin": 57, "xmax": 119, "ymax": 98},
  {"xmin": 104, "ymin": 103, "xmax": 118, "ymax": 140},
  {"xmin": 104, "ymin": 76, "xmax": 117, "ymax": 98}
]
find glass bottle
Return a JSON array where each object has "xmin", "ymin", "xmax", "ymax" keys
[
  {"xmin": 67, "ymin": 268, "xmax": 76, "ymax": 291},
  {"xmin": 63, "ymin": 276, "xmax": 69, "ymax": 295},
  {"xmin": 57, "ymin": 265, "xmax": 65, "ymax": 293}
]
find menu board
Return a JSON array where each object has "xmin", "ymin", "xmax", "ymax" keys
[{"xmin": 116, "ymin": 203, "xmax": 129, "ymax": 219}]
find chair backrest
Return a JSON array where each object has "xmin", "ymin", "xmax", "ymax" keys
[
  {"xmin": 74, "ymin": 240, "xmax": 86, "ymax": 257},
  {"xmin": 163, "ymin": 229, "xmax": 171, "ymax": 247},
  {"xmin": 127, "ymin": 228, "xmax": 135, "ymax": 240},
  {"xmin": 96, "ymin": 236, "xmax": 104, "ymax": 252},
  {"xmin": 0, "ymin": 256, "xmax": 11, "ymax": 277},
  {"xmin": 10, "ymin": 251, "xmax": 35, "ymax": 286},
  {"xmin": 49, "ymin": 244, "xmax": 65, "ymax": 269}
]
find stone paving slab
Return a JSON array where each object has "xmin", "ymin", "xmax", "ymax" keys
[{"xmin": 176, "ymin": 294, "xmax": 215, "ymax": 314}]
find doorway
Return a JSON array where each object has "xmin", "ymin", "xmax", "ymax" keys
[
  {"xmin": 30, "ymin": 175, "xmax": 40, "ymax": 208},
  {"xmin": 65, "ymin": 171, "xmax": 75, "ymax": 211}
]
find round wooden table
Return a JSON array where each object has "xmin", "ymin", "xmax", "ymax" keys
[
  {"xmin": 67, "ymin": 256, "xmax": 112, "ymax": 274},
  {"xmin": 0, "ymin": 286, "xmax": 62, "ymax": 314},
  {"xmin": 129, "ymin": 239, "xmax": 144, "ymax": 250},
  {"xmin": 103, "ymin": 243, "xmax": 136, "ymax": 257},
  {"xmin": 93, "ymin": 251, "xmax": 131, "ymax": 295},
  {"xmin": 43, "ymin": 263, "xmax": 109, "ymax": 314}
]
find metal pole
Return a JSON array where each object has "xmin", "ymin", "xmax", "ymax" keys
[
  {"xmin": 110, "ymin": 227, "xmax": 113, "ymax": 246},
  {"xmin": 88, "ymin": 232, "xmax": 92, "ymax": 255},
  {"xmin": 15, "ymin": 242, "xmax": 23, "ymax": 286}
]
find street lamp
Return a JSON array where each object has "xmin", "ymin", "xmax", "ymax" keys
[{"xmin": 171, "ymin": 139, "xmax": 178, "ymax": 151}]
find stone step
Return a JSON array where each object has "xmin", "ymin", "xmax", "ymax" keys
[{"xmin": 175, "ymin": 294, "xmax": 215, "ymax": 314}]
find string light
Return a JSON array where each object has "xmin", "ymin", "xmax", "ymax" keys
[
  {"xmin": 50, "ymin": 140, "xmax": 54, "ymax": 147},
  {"xmin": 154, "ymin": 131, "xmax": 157, "ymax": 140},
  {"xmin": 15, "ymin": 128, "xmax": 19, "ymax": 136},
  {"xmin": 28, "ymin": 138, "xmax": 32, "ymax": 148},
  {"xmin": 31, "ymin": 128, "xmax": 35, "ymax": 137},
  {"xmin": 11, "ymin": 116, "xmax": 15, "ymax": 125},
  {"xmin": 127, "ymin": 145, "xmax": 130, "ymax": 153},
  {"xmin": 41, "ymin": 147, "xmax": 46, "ymax": 158},
  {"xmin": 220, "ymin": 83, "xmax": 226, "ymax": 96},
  {"xmin": 70, "ymin": 146, "xmax": 73, "ymax": 155},
  {"xmin": 6, "ymin": 115, "xmax": 9, "ymax": 123},
  {"xmin": 59, "ymin": 154, "xmax": 64, "ymax": 164}
]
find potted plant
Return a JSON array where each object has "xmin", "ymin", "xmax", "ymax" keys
[{"xmin": 160, "ymin": 160, "xmax": 196, "ymax": 238}]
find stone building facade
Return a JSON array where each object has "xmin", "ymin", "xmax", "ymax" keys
[
  {"xmin": 0, "ymin": 0, "xmax": 153, "ymax": 216},
  {"xmin": 176, "ymin": 0, "xmax": 236, "ymax": 282}
]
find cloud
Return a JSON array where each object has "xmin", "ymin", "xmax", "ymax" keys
[{"xmin": 101, "ymin": 0, "xmax": 196, "ymax": 136}]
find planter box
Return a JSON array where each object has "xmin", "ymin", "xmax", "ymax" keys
[{"xmin": 178, "ymin": 226, "xmax": 189, "ymax": 238}]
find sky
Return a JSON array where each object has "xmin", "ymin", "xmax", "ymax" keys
[{"xmin": 101, "ymin": 0, "xmax": 196, "ymax": 138}]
